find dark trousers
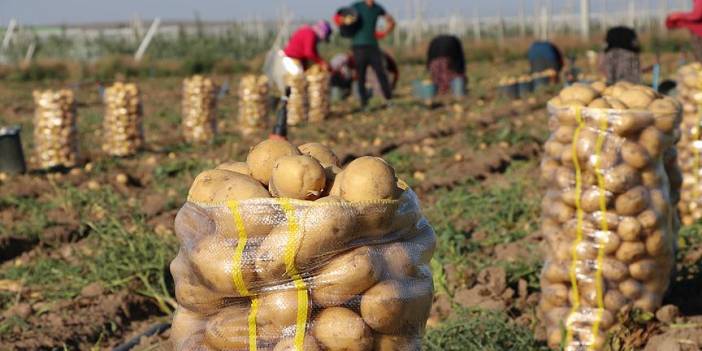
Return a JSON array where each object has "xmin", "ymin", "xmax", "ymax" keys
[{"xmin": 353, "ymin": 45, "xmax": 392, "ymax": 105}]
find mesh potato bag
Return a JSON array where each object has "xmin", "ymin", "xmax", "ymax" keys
[
  {"xmin": 171, "ymin": 188, "xmax": 436, "ymax": 351},
  {"xmin": 102, "ymin": 82, "xmax": 144, "ymax": 157},
  {"xmin": 306, "ymin": 66, "xmax": 330, "ymax": 123},
  {"xmin": 183, "ymin": 75, "xmax": 218, "ymax": 144},
  {"xmin": 238, "ymin": 75, "xmax": 269, "ymax": 135},
  {"xmin": 32, "ymin": 89, "xmax": 79, "ymax": 169},
  {"xmin": 539, "ymin": 83, "xmax": 681, "ymax": 350},
  {"xmin": 285, "ymin": 73, "xmax": 308, "ymax": 126},
  {"xmin": 675, "ymin": 63, "xmax": 702, "ymax": 225}
]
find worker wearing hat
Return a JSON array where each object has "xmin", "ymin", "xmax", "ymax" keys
[{"xmin": 282, "ymin": 20, "xmax": 333, "ymax": 73}]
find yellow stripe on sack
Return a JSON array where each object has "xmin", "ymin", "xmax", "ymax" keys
[
  {"xmin": 565, "ymin": 106, "xmax": 585, "ymax": 346},
  {"xmin": 590, "ymin": 114, "xmax": 609, "ymax": 351},
  {"xmin": 227, "ymin": 200, "xmax": 252, "ymax": 297},
  {"xmin": 278, "ymin": 198, "xmax": 309, "ymax": 351},
  {"xmin": 248, "ymin": 297, "xmax": 260, "ymax": 351}
]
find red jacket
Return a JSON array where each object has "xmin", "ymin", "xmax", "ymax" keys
[
  {"xmin": 283, "ymin": 26, "xmax": 324, "ymax": 66},
  {"xmin": 667, "ymin": 0, "xmax": 702, "ymax": 37}
]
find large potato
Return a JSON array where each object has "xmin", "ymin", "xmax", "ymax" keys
[
  {"xmin": 381, "ymin": 230, "xmax": 437, "ymax": 279},
  {"xmin": 340, "ymin": 156, "xmax": 398, "ymax": 201},
  {"xmin": 298, "ymin": 142, "xmax": 340, "ymax": 167},
  {"xmin": 216, "ymin": 161, "xmax": 251, "ymax": 175},
  {"xmin": 171, "ymin": 252, "xmax": 229, "ymax": 314},
  {"xmin": 614, "ymin": 186, "xmax": 649, "ymax": 216},
  {"xmin": 255, "ymin": 208, "xmax": 357, "ymax": 281},
  {"xmin": 312, "ymin": 246, "xmax": 383, "ymax": 307},
  {"xmin": 374, "ymin": 335, "xmax": 421, "ymax": 351},
  {"xmin": 558, "ymin": 84, "xmax": 598, "ymax": 104},
  {"xmin": 188, "ymin": 169, "xmax": 270, "ymax": 203},
  {"xmin": 204, "ymin": 304, "xmax": 256, "ymax": 350},
  {"xmin": 603, "ymin": 164, "xmax": 641, "ymax": 194},
  {"xmin": 189, "ymin": 235, "xmax": 257, "ymax": 295},
  {"xmin": 274, "ymin": 336, "xmax": 321, "ymax": 351},
  {"xmin": 619, "ymin": 90, "xmax": 654, "ymax": 109},
  {"xmin": 312, "ymin": 307, "xmax": 373, "ymax": 351},
  {"xmin": 360, "ymin": 279, "xmax": 433, "ymax": 334},
  {"xmin": 269, "ymin": 155, "xmax": 326, "ymax": 200},
  {"xmin": 247, "ymin": 139, "xmax": 301, "ymax": 185},
  {"xmin": 257, "ymin": 290, "xmax": 309, "ymax": 335}
]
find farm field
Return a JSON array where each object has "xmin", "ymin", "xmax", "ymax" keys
[{"xmin": 0, "ymin": 55, "xmax": 701, "ymax": 351}]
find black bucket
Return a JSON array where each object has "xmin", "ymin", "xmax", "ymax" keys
[{"xmin": 0, "ymin": 125, "xmax": 27, "ymax": 175}]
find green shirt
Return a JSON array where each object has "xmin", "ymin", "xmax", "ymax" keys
[{"xmin": 351, "ymin": 1, "xmax": 386, "ymax": 47}]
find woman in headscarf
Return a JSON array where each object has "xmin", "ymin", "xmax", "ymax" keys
[
  {"xmin": 600, "ymin": 26, "xmax": 641, "ymax": 85},
  {"xmin": 283, "ymin": 20, "xmax": 333, "ymax": 71},
  {"xmin": 426, "ymin": 34, "xmax": 467, "ymax": 95}
]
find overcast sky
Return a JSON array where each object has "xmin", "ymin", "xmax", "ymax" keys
[{"xmin": 0, "ymin": 0, "xmax": 691, "ymax": 26}]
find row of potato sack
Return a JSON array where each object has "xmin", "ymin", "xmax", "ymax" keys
[
  {"xmin": 32, "ymin": 89, "xmax": 80, "ymax": 169},
  {"xmin": 675, "ymin": 63, "xmax": 702, "ymax": 225},
  {"xmin": 284, "ymin": 65, "xmax": 331, "ymax": 126},
  {"xmin": 171, "ymin": 139, "xmax": 436, "ymax": 351},
  {"xmin": 101, "ymin": 82, "xmax": 144, "ymax": 157},
  {"xmin": 540, "ymin": 82, "xmax": 682, "ymax": 350},
  {"xmin": 183, "ymin": 75, "xmax": 219, "ymax": 144}
]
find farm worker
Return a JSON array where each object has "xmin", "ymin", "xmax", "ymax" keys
[
  {"xmin": 337, "ymin": 0, "xmax": 396, "ymax": 108},
  {"xmin": 282, "ymin": 20, "xmax": 333, "ymax": 72},
  {"xmin": 329, "ymin": 51, "xmax": 399, "ymax": 98},
  {"xmin": 666, "ymin": 0, "xmax": 702, "ymax": 61},
  {"xmin": 426, "ymin": 34, "xmax": 467, "ymax": 95},
  {"xmin": 527, "ymin": 41, "xmax": 564, "ymax": 78},
  {"xmin": 599, "ymin": 26, "xmax": 641, "ymax": 85}
]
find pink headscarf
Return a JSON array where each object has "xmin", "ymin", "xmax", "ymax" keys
[{"xmin": 312, "ymin": 20, "xmax": 332, "ymax": 42}]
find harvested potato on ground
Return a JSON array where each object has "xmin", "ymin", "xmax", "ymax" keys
[
  {"xmin": 215, "ymin": 161, "xmax": 251, "ymax": 175},
  {"xmin": 247, "ymin": 139, "xmax": 301, "ymax": 185},
  {"xmin": 340, "ymin": 156, "xmax": 398, "ymax": 201},
  {"xmin": 188, "ymin": 170, "xmax": 270, "ymax": 203},
  {"xmin": 298, "ymin": 142, "xmax": 340, "ymax": 167},
  {"xmin": 274, "ymin": 336, "xmax": 321, "ymax": 351},
  {"xmin": 312, "ymin": 246, "xmax": 383, "ymax": 307},
  {"xmin": 312, "ymin": 307, "xmax": 373, "ymax": 351},
  {"xmin": 270, "ymin": 155, "xmax": 326, "ymax": 200}
]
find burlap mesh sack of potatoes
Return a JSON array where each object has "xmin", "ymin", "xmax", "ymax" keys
[
  {"xmin": 238, "ymin": 75, "xmax": 269, "ymax": 135},
  {"xmin": 171, "ymin": 139, "xmax": 435, "ymax": 351},
  {"xmin": 183, "ymin": 75, "xmax": 218, "ymax": 144},
  {"xmin": 285, "ymin": 73, "xmax": 308, "ymax": 126},
  {"xmin": 102, "ymin": 82, "xmax": 144, "ymax": 157},
  {"xmin": 306, "ymin": 65, "xmax": 330, "ymax": 123},
  {"xmin": 539, "ymin": 82, "xmax": 681, "ymax": 350},
  {"xmin": 674, "ymin": 63, "xmax": 702, "ymax": 225},
  {"xmin": 32, "ymin": 89, "xmax": 79, "ymax": 169}
]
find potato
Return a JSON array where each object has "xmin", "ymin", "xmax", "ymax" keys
[
  {"xmin": 581, "ymin": 187, "xmax": 612, "ymax": 213},
  {"xmin": 190, "ymin": 235, "xmax": 257, "ymax": 294},
  {"xmin": 645, "ymin": 230, "xmax": 669, "ymax": 256},
  {"xmin": 613, "ymin": 112, "xmax": 653, "ymax": 136},
  {"xmin": 559, "ymin": 84, "xmax": 598, "ymax": 104},
  {"xmin": 638, "ymin": 126, "xmax": 667, "ymax": 158},
  {"xmin": 591, "ymin": 81, "xmax": 607, "ymax": 93},
  {"xmin": 543, "ymin": 262, "xmax": 570, "ymax": 283},
  {"xmin": 605, "ymin": 97, "xmax": 628, "ymax": 110},
  {"xmin": 255, "ymin": 209, "xmax": 357, "ymax": 281},
  {"xmin": 617, "ymin": 217, "xmax": 642, "ymax": 241},
  {"xmin": 257, "ymin": 290, "xmax": 308, "ymax": 335},
  {"xmin": 216, "ymin": 161, "xmax": 250, "ymax": 175},
  {"xmin": 604, "ymin": 164, "xmax": 641, "ymax": 193},
  {"xmin": 360, "ymin": 279, "xmax": 433, "ymax": 334},
  {"xmin": 554, "ymin": 126, "xmax": 575, "ymax": 143},
  {"xmin": 555, "ymin": 167, "xmax": 575, "ymax": 189},
  {"xmin": 171, "ymin": 307, "xmax": 207, "ymax": 348},
  {"xmin": 274, "ymin": 336, "xmax": 321, "ymax": 351},
  {"xmin": 269, "ymin": 155, "xmax": 326, "ymax": 200},
  {"xmin": 188, "ymin": 170, "xmax": 270, "ymax": 203},
  {"xmin": 602, "ymin": 258, "xmax": 629, "ymax": 282},
  {"xmin": 633, "ymin": 293, "xmax": 660, "ymax": 312},
  {"xmin": 547, "ymin": 328, "xmax": 563, "ymax": 349},
  {"xmin": 542, "ymin": 283, "xmax": 569, "ymax": 306},
  {"xmin": 614, "ymin": 186, "xmax": 649, "ymax": 216},
  {"xmin": 641, "ymin": 168, "xmax": 662, "ymax": 188},
  {"xmin": 374, "ymin": 335, "xmax": 421, "ymax": 351},
  {"xmin": 247, "ymin": 139, "xmax": 301, "ymax": 185},
  {"xmin": 588, "ymin": 98, "xmax": 611, "ymax": 109},
  {"xmin": 637, "ymin": 210, "xmax": 660, "ymax": 230},
  {"xmin": 545, "ymin": 140, "xmax": 565, "ymax": 159},
  {"xmin": 629, "ymin": 259, "xmax": 657, "ymax": 281},
  {"xmin": 619, "ymin": 90, "xmax": 654, "ymax": 109},
  {"xmin": 340, "ymin": 156, "xmax": 398, "ymax": 201},
  {"xmin": 616, "ymin": 241, "xmax": 646, "ymax": 263},
  {"xmin": 298, "ymin": 142, "xmax": 340, "ymax": 167},
  {"xmin": 181, "ymin": 334, "xmax": 218, "ymax": 351},
  {"xmin": 619, "ymin": 279, "xmax": 643, "ymax": 299},
  {"xmin": 604, "ymin": 289, "xmax": 628, "ymax": 312},
  {"xmin": 381, "ymin": 230, "xmax": 436, "ymax": 279},
  {"xmin": 312, "ymin": 307, "xmax": 373, "ymax": 351},
  {"xmin": 204, "ymin": 304, "xmax": 265, "ymax": 350},
  {"xmin": 312, "ymin": 246, "xmax": 383, "ymax": 307},
  {"xmin": 172, "ymin": 252, "xmax": 228, "ymax": 313},
  {"xmin": 546, "ymin": 200, "xmax": 574, "ymax": 223},
  {"xmin": 621, "ymin": 141, "xmax": 650, "ymax": 169}
]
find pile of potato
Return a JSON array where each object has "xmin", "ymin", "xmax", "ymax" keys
[
  {"xmin": 238, "ymin": 75, "xmax": 269, "ymax": 135},
  {"xmin": 540, "ymin": 82, "xmax": 681, "ymax": 350},
  {"xmin": 102, "ymin": 82, "xmax": 144, "ymax": 157},
  {"xmin": 285, "ymin": 74, "xmax": 307, "ymax": 126},
  {"xmin": 32, "ymin": 89, "xmax": 79, "ymax": 169},
  {"xmin": 306, "ymin": 65, "xmax": 330, "ymax": 123},
  {"xmin": 675, "ymin": 63, "xmax": 702, "ymax": 225},
  {"xmin": 182, "ymin": 75, "xmax": 218, "ymax": 144},
  {"xmin": 171, "ymin": 139, "xmax": 436, "ymax": 351}
]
